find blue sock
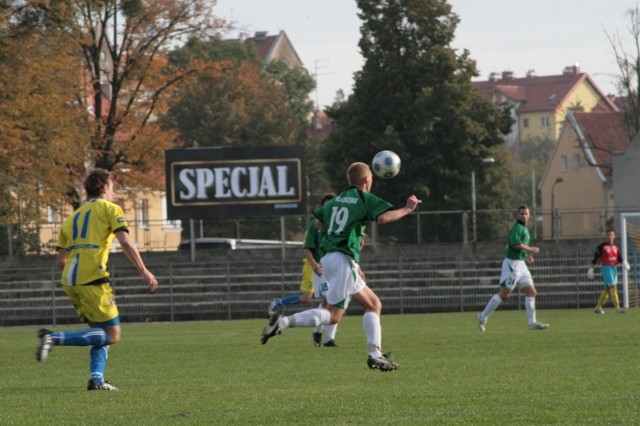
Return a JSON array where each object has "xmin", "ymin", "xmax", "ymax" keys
[
  {"xmin": 53, "ymin": 328, "xmax": 110, "ymax": 346},
  {"xmin": 280, "ymin": 294, "xmax": 302, "ymax": 305},
  {"xmin": 89, "ymin": 346, "xmax": 109, "ymax": 385}
]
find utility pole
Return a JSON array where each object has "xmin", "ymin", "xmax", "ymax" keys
[{"xmin": 313, "ymin": 58, "xmax": 331, "ymax": 111}]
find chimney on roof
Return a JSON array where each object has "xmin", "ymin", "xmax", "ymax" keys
[
  {"xmin": 488, "ymin": 72, "xmax": 500, "ymax": 82},
  {"xmin": 501, "ymin": 70, "xmax": 514, "ymax": 80},
  {"xmin": 563, "ymin": 63, "xmax": 581, "ymax": 76},
  {"xmin": 526, "ymin": 69, "xmax": 536, "ymax": 78},
  {"xmin": 254, "ymin": 31, "xmax": 268, "ymax": 40}
]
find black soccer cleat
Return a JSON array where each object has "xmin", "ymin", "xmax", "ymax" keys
[
  {"xmin": 323, "ymin": 339, "xmax": 338, "ymax": 347},
  {"xmin": 261, "ymin": 312, "xmax": 283, "ymax": 345},
  {"xmin": 312, "ymin": 332, "xmax": 322, "ymax": 347}
]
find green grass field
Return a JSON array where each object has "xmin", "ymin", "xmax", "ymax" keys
[{"xmin": 1, "ymin": 309, "xmax": 639, "ymax": 425}]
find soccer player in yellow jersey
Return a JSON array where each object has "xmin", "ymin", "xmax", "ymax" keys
[{"xmin": 36, "ymin": 168, "xmax": 158, "ymax": 391}]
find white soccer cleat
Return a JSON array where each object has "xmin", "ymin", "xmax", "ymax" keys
[
  {"xmin": 36, "ymin": 329, "xmax": 54, "ymax": 362},
  {"xmin": 594, "ymin": 309, "xmax": 605, "ymax": 314},
  {"xmin": 477, "ymin": 314, "xmax": 486, "ymax": 332},
  {"xmin": 87, "ymin": 380, "xmax": 118, "ymax": 391},
  {"xmin": 528, "ymin": 322, "xmax": 549, "ymax": 330}
]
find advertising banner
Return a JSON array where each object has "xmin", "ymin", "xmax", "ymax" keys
[{"xmin": 165, "ymin": 146, "xmax": 306, "ymax": 219}]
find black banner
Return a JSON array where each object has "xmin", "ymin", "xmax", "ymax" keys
[{"xmin": 165, "ymin": 146, "xmax": 306, "ymax": 219}]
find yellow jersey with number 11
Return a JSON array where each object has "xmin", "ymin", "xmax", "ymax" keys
[{"xmin": 57, "ymin": 199, "xmax": 128, "ymax": 286}]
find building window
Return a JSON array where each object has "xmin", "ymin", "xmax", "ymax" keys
[
  {"xmin": 541, "ymin": 116, "xmax": 550, "ymax": 127},
  {"xmin": 523, "ymin": 118, "xmax": 529, "ymax": 128},
  {"xmin": 162, "ymin": 195, "xmax": 181, "ymax": 229},
  {"xmin": 136, "ymin": 198, "xmax": 149, "ymax": 229},
  {"xmin": 46, "ymin": 206, "xmax": 56, "ymax": 223},
  {"xmin": 573, "ymin": 154, "xmax": 581, "ymax": 170},
  {"xmin": 560, "ymin": 155, "xmax": 568, "ymax": 172}
]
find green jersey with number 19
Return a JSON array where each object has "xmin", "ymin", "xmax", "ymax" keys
[{"xmin": 313, "ymin": 187, "xmax": 392, "ymax": 263}]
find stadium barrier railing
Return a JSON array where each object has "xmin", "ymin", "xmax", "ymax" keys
[{"xmin": 1, "ymin": 245, "xmax": 634, "ymax": 327}]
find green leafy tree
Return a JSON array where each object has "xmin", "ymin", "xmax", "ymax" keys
[
  {"xmin": 163, "ymin": 59, "xmax": 304, "ymax": 147},
  {"xmin": 324, "ymin": 0, "xmax": 513, "ymax": 242},
  {"xmin": 165, "ymin": 36, "xmax": 315, "ymax": 146}
]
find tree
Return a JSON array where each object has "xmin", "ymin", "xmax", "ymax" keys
[
  {"xmin": 5, "ymin": 0, "xmax": 218, "ymax": 206},
  {"xmin": 606, "ymin": 5, "xmax": 640, "ymax": 139},
  {"xmin": 324, "ymin": 0, "xmax": 513, "ymax": 242},
  {"xmin": 164, "ymin": 36, "xmax": 315, "ymax": 147},
  {"xmin": 163, "ymin": 59, "xmax": 305, "ymax": 147},
  {"xmin": 0, "ymin": 3, "xmax": 91, "ymax": 253}
]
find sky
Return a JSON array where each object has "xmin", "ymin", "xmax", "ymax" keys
[{"xmin": 213, "ymin": 0, "xmax": 635, "ymax": 110}]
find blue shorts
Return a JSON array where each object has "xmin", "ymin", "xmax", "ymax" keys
[{"xmin": 601, "ymin": 265, "xmax": 618, "ymax": 286}]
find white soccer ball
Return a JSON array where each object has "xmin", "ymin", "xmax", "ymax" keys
[{"xmin": 372, "ymin": 150, "xmax": 401, "ymax": 179}]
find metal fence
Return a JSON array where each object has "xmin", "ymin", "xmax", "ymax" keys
[
  {"xmin": 1, "ymin": 206, "xmax": 632, "ymax": 256},
  {"xmin": 1, "ymin": 245, "xmax": 636, "ymax": 327}
]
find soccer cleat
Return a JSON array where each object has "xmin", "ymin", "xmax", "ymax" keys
[
  {"xmin": 477, "ymin": 314, "xmax": 486, "ymax": 332},
  {"xmin": 594, "ymin": 309, "xmax": 605, "ymax": 314},
  {"xmin": 616, "ymin": 309, "xmax": 626, "ymax": 314},
  {"xmin": 367, "ymin": 352, "xmax": 399, "ymax": 372},
  {"xmin": 261, "ymin": 312, "xmax": 283, "ymax": 345},
  {"xmin": 36, "ymin": 329, "xmax": 54, "ymax": 362},
  {"xmin": 87, "ymin": 380, "xmax": 118, "ymax": 391},
  {"xmin": 323, "ymin": 340, "xmax": 338, "ymax": 347},
  {"xmin": 312, "ymin": 332, "xmax": 322, "ymax": 347},
  {"xmin": 267, "ymin": 299, "xmax": 281, "ymax": 316},
  {"xmin": 528, "ymin": 322, "xmax": 549, "ymax": 330}
]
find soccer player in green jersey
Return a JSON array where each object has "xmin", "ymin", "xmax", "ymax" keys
[
  {"xmin": 477, "ymin": 204, "xmax": 549, "ymax": 331},
  {"xmin": 268, "ymin": 193, "xmax": 340, "ymax": 346},
  {"xmin": 261, "ymin": 162, "xmax": 421, "ymax": 371},
  {"xmin": 36, "ymin": 168, "xmax": 158, "ymax": 390}
]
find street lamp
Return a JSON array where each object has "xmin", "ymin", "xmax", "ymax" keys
[
  {"xmin": 472, "ymin": 157, "xmax": 495, "ymax": 252},
  {"xmin": 551, "ymin": 177, "xmax": 563, "ymax": 242}
]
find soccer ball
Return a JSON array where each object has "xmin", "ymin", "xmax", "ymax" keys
[{"xmin": 372, "ymin": 150, "xmax": 401, "ymax": 179}]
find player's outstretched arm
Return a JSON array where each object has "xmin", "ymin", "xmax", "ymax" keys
[
  {"xmin": 377, "ymin": 195, "xmax": 422, "ymax": 224},
  {"xmin": 116, "ymin": 230, "xmax": 158, "ymax": 292}
]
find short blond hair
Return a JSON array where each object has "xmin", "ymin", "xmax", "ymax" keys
[{"xmin": 347, "ymin": 162, "xmax": 371, "ymax": 186}]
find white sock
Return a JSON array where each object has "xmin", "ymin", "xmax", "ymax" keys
[
  {"xmin": 284, "ymin": 308, "xmax": 330, "ymax": 328},
  {"xmin": 324, "ymin": 323, "xmax": 338, "ymax": 341},
  {"xmin": 480, "ymin": 294, "xmax": 502, "ymax": 321},
  {"xmin": 313, "ymin": 303, "xmax": 326, "ymax": 333},
  {"xmin": 525, "ymin": 296, "xmax": 536, "ymax": 324},
  {"xmin": 363, "ymin": 311, "xmax": 382, "ymax": 357}
]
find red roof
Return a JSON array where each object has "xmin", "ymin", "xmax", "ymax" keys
[
  {"xmin": 474, "ymin": 68, "xmax": 618, "ymax": 113},
  {"xmin": 244, "ymin": 32, "xmax": 278, "ymax": 62},
  {"xmin": 572, "ymin": 111, "xmax": 630, "ymax": 175}
]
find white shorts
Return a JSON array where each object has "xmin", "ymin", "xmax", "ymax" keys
[
  {"xmin": 320, "ymin": 251, "xmax": 366, "ymax": 309},
  {"xmin": 312, "ymin": 271, "xmax": 327, "ymax": 299},
  {"xmin": 499, "ymin": 258, "xmax": 534, "ymax": 290}
]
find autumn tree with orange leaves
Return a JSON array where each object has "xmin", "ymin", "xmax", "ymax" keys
[
  {"xmin": 4, "ymin": 0, "xmax": 219, "ymax": 207},
  {"xmin": 0, "ymin": 5, "xmax": 91, "ymax": 252}
]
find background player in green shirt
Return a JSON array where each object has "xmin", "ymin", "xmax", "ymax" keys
[
  {"xmin": 267, "ymin": 193, "xmax": 339, "ymax": 346},
  {"xmin": 261, "ymin": 162, "xmax": 421, "ymax": 371},
  {"xmin": 477, "ymin": 204, "xmax": 549, "ymax": 331}
]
